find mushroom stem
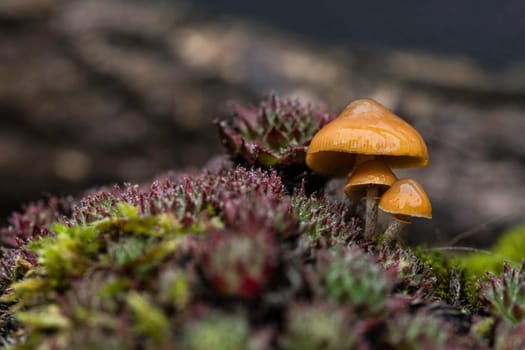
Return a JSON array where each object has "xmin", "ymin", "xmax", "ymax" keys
[
  {"xmin": 352, "ymin": 154, "xmax": 375, "ymax": 173},
  {"xmin": 383, "ymin": 215, "xmax": 411, "ymax": 244},
  {"xmin": 364, "ymin": 185, "xmax": 379, "ymax": 238}
]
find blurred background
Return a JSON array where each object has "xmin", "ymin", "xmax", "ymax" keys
[{"xmin": 1, "ymin": 0, "xmax": 524, "ymax": 246}]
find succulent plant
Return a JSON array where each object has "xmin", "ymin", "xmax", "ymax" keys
[
  {"xmin": 59, "ymin": 167, "xmax": 288, "ymax": 236},
  {"xmin": 180, "ymin": 311, "xmax": 251, "ymax": 350},
  {"xmin": 0, "ymin": 164, "xmax": 369, "ymax": 348},
  {"xmin": 377, "ymin": 246, "xmax": 437, "ymax": 297},
  {"xmin": 200, "ymin": 230, "xmax": 279, "ymax": 299},
  {"xmin": 319, "ymin": 246, "xmax": 394, "ymax": 316},
  {"xmin": 384, "ymin": 312, "xmax": 460, "ymax": 350},
  {"xmin": 0, "ymin": 199, "xmax": 62, "ymax": 248},
  {"xmin": 6, "ymin": 207, "xmax": 193, "ymax": 347},
  {"xmin": 291, "ymin": 189, "xmax": 361, "ymax": 248},
  {"xmin": 221, "ymin": 192, "xmax": 296, "ymax": 239},
  {"xmin": 494, "ymin": 319, "xmax": 525, "ymax": 350},
  {"xmin": 2, "ymin": 93, "xmax": 522, "ymax": 349},
  {"xmin": 279, "ymin": 302, "xmax": 359, "ymax": 350},
  {"xmin": 216, "ymin": 93, "xmax": 335, "ymax": 168},
  {"xmin": 480, "ymin": 261, "xmax": 525, "ymax": 325},
  {"xmin": 0, "ymin": 197, "xmax": 72, "ymax": 292},
  {"xmin": 0, "ymin": 163, "xmax": 518, "ymax": 349}
]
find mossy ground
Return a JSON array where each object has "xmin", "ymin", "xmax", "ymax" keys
[
  {"xmin": 458, "ymin": 224, "xmax": 525, "ymax": 276},
  {"xmin": 0, "ymin": 94, "xmax": 524, "ymax": 349}
]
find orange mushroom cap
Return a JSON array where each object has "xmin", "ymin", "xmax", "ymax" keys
[
  {"xmin": 378, "ymin": 178, "xmax": 432, "ymax": 219},
  {"xmin": 343, "ymin": 160, "xmax": 398, "ymax": 199},
  {"xmin": 306, "ymin": 99, "xmax": 429, "ymax": 177}
]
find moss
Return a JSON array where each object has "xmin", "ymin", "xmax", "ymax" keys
[
  {"xmin": 459, "ymin": 224, "xmax": 525, "ymax": 277},
  {"xmin": 413, "ymin": 248, "xmax": 454, "ymax": 298},
  {"xmin": 16, "ymin": 305, "xmax": 71, "ymax": 332},
  {"xmin": 413, "ymin": 247, "xmax": 482, "ymax": 310},
  {"xmin": 493, "ymin": 224, "xmax": 525, "ymax": 260},
  {"xmin": 5, "ymin": 202, "xmax": 198, "ymax": 348},
  {"xmin": 26, "ymin": 203, "xmax": 186, "ymax": 289},
  {"xmin": 459, "ymin": 253, "xmax": 506, "ymax": 279}
]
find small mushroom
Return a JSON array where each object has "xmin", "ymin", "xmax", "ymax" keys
[
  {"xmin": 306, "ymin": 99, "xmax": 429, "ymax": 237},
  {"xmin": 344, "ymin": 160, "xmax": 398, "ymax": 238},
  {"xmin": 378, "ymin": 178, "xmax": 432, "ymax": 244}
]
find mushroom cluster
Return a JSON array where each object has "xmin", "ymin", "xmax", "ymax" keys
[{"xmin": 306, "ymin": 99, "xmax": 432, "ymax": 243}]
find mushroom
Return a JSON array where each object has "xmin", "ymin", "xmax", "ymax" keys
[
  {"xmin": 306, "ymin": 98, "xmax": 428, "ymax": 237},
  {"xmin": 378, "ymin": 178, "xmax": 432, "ymax": 244},
  {"xmin": 343, "ymin": 160, "xmax": 398, "ymax": 238}
]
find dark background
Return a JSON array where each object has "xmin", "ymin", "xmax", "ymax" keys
[
  {"xmin": 193, "ymin": 0, "xmax": 525, "ymax": 68},
  {"xmin": 1, "ymin": 0, "xmax": 524, "ymax": 246}
]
